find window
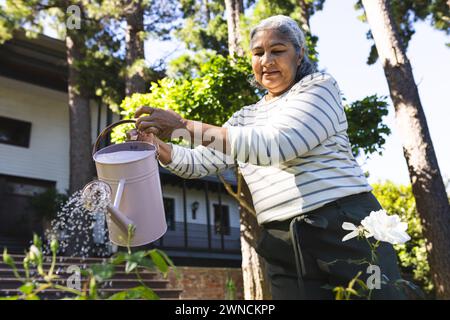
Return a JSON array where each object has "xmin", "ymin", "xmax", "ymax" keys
[
  {"xmin": 214, "ymin": 204, "xmax": 230, "ymax": 235},
  {"xmin": 163, "ymin": 197, "xmax": 176, "ymax": 231},
  {"xmin": 0, "ymin": 116, "xmax": 32, "ymax": 148},
  {"xmin": 0, "ymin": 174, "xmax": 55, "ymax": 238}
]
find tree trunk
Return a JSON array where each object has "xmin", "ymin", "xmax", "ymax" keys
[
  {"xmin": 298, "ymin": 0, "xmax": 311, "ymax": 34},
  {"xmin": 223, "ymin": 0, "xmax": 271, "ymax": 299},
  {"xmin": 219, "ymin": 172, "xmax": 271, "ymax": 300},
  {"xmin": 125, "ymin": 0, "xmax": 146, "ymax": 95},
  {"xmin": 66, "ymin": 31, "xmax": 93, "ymax": 194},
  {"xmin": 224, "ymin": 0, "xmax": 244, "ymax": 57},
  {"xmin": 362, "ymin": 0, "xmax": 450, "ymax": 299},
  {"xmin": 239, "ymin": 178, "xmax": 271, "ymax": 299},
  {"xmin": 203, "ymin": 0, "xmax": 211, "ymax": 22}
]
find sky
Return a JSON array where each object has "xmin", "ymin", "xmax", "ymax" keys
[{"xmin": 35, "ymin": 0, "xmax": 449, "ymax": 187}]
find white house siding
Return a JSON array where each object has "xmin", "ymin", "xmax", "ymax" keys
[
  {"xmin": 0, "ymin": 74, "xmax": 241, "ymax": 249},
  {"xmin": 0, "ymin": 75, "xmax": 115, "ymax": 192}
]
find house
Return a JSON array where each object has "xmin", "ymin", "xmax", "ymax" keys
[{"xmin": 0, "ymin": 32, "xmax": 244, "ymax": 298}]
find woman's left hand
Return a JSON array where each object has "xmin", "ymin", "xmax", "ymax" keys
[{"xmin": 134, "ymin": 106, "xmax": 186, "ymax": 140}]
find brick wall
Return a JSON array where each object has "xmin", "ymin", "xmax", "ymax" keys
[{"xmin": 166, "ymin": 267, "xmax": 244, "ymax": 300}]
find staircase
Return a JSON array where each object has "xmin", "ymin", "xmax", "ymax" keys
[
  {"xmin": 0, "ymin": 237, "xmax": 29, "ymax": 254},
  {"xmin": 0, "ymin": 254, "xmax": 182, "ymax": 300}
]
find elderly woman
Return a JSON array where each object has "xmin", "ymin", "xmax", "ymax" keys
[{"xmin": 130, "ymin": 15, "xmax": 406, "ymax": 300}]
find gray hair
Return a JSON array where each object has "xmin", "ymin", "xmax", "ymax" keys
[{"xmin": 248, "ymin": 15, "xmax": 317, "ymax": 89}]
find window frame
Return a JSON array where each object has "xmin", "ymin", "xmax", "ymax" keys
[{"xmin": 0, "ymin": 116, "xmax": 32, "ymax": 148}]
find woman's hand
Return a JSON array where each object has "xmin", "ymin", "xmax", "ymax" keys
[
  {"xmin": 126, "ymin": 128, "xmax": 173, "ymax": 165},
  {"xmin": 134, "ymin": 106, "xmax": 186, "ymax": 140},
  {"xmin": 126, "ymin": 128, "xmax": 155, "ymax": 143}
]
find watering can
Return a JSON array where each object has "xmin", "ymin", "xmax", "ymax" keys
[{"xmin": 86, "ymin": 119, "xmax": 167, "ymax": 247}]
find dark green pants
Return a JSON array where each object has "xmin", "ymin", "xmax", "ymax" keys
[{"xmin": 256, "ymin": 192, "xmax": 407, "ymax": 300}]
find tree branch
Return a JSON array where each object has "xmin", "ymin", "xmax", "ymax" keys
[{"xmin": 217, "ymin": 173, "xmax": 256, "ymax": 216}]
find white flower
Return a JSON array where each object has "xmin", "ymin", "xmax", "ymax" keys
[
  {"xmin": 29, "ymin": 245, "xmax": 41, "ymax": 261},
  {"xmin": 342, "ymin": 222, "xmax": 373, "ymax": 242},
  {"xmin": 361, "ymin": 210, "xmax": 411, "ymax": 245}
]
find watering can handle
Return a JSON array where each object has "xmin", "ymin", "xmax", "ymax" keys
[{"xmin": 92, "ymin": 119, "xmax": 136, "ymax": 156}]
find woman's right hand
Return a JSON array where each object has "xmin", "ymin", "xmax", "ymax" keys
[
  {"xmin": 126, "ymin": 129, "xmax": 173, "ymax": 165},
  {"xmin": 126, "ymin": 129, "xmax": 155, "ymax": 144}
]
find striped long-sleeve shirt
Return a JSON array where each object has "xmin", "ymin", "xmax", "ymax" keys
[{"xmin": 161, "ymin": 72, "xmax": 372, "ymax": 225}]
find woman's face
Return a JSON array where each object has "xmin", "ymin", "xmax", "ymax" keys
[{"xmin": 251, "ymin": 29, "xmax": 302, "ymax": 97}]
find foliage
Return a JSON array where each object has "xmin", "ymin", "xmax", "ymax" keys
[
  {"xmin": 345, "ymin": 95, "xmax": 391, "ymax": 157},
  {"xmin": 332, "ymin": 271, "xmax": 368, "ymax": 300},
  {"xmin": 372, "ymin": 181, "xmax": 434, "ymax": 295},
  {"xmin": 225, "ymin": 276, "xmax": 236, "ymax": 300},
  {"xmin": 167, "ymin": 49, "xmax": 217, "ymax": 79},
  {"xmin": 1, "ymin": 227, "xmax": 178, "ymax": 300},
  {"xmin": 175, "ymin": 0, "xmax": 230, "ymax": 55},
  {"xmin": 31, "ymin": 187, "xmax": 69, "ymax": 221},
  {"xmin": 112, "ymin": 53, "xmax": 260, "ymax": 142}
]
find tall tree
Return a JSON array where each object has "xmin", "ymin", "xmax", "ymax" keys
[
  {"xmin": 124, "ymin": 0, "xmax": 146, "ymax": 95},
  {"xmin": 223, "ymin": 0, "xmax": 271, "ymax": 300},
  {"xmin": 66, "ymin": 26, "xmax": 94, "ymax": 193},
  {"xmin": 224, "ymin": 0, "xmax": 244, "ymax": 57},
  {"xmin": 175, "ymin": 0, "xmax": 229, "ymax": 55},
  {"xmin": 361, "ymin": 0, "xmax": 450, "ymax": 299},
  {"xmin": 87, "ymin": 0, "xmax": 177, "ymax": 96}
]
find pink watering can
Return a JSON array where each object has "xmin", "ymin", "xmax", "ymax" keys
[{"xmin": 83, "ymin": 119, "xmax": 167, "ymax": 247}]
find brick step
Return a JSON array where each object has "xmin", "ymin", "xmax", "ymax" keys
[
  {"xmin": 0, "ymin": 277, "xmax": 169, "ymax": 290},
  {"xmin": 9, "ymin": 254, "xmax": 113, "ymax": 264},
  {"xmin": 0, "ymin": 245, "xmax": 27, "ymax": 254},
  {"xmin": 0, "ymin": 239, "xmax": 31, "ymax": 254},
  {"xmin": 0, "ymin": 288, "xmax": 182, "ymax": 300},
  {"xmin": 0, "ymin": 254, "xmax": 182, "ymax": 299},
  {"xmin": 0, "ymin": 260, "xmax": 159, "ymax": 272},
  {"xmin": 0, "ymin": 268, "xmax": 159, "ymax": 280},
  {"xmin": 5, "ymin": 254, "xmax": 167, "ymax": 270}
]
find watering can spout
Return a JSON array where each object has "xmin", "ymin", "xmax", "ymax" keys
[
  {"xmin": 106, "ymin": 177, "xmax": 135, "ymax": 234},
  {"xmin": 106, "ymin": 205, "xmax": 134, "ymax": 234}
]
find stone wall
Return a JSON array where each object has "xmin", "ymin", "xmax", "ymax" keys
[{"xmin": 167, "ymin": 267, "xmax": 244, "ymax": 300}]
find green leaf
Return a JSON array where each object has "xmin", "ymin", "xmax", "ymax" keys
[
  {"xmin": 19, "ymin": 282, "xmax": 35, "ymax": 295},
  {"xmin": 90, "ymin": 264, "xmax": 115, "ymax": 281},
  {"xmin": 108, "ymin": 291, "xmax": 129, "ymax": 300},
  {"xmin": 129, "ymin": 286, "xmax": 159, "ymax": 300},
  {"xmin": 32, "ymin": 233, "xmax": 42, "ymax": 249},
  {"xmin": 3, "ymin": 248, "xmax": 14, "ymax": 267},
  {"xmin": 89, "ymin": 277, "xmax": 97, "ymax": 300},
  {"xmin": 137, "ymin": 257, "xmax": 154, "ymax": 270},
  {"xmin": 155, "ymin": 249, "xmax": 179, "ymax": 278},
  {"xmin": 0, "ymin": 296, "xmax": 21, "ymax": 300},
  {"xmin": 110, "ymin": 252, "xmax": 128, "ymax": 265},
  {"xmin": 24, "ymin": 294, "xmax": 40, "ymax": 300},
  {"xmin": 130, "ymin": 251, "xmax": 146, "ymax": 263},
  {"xmin": 148, "ymin": 250, "xmax": 168, "ymax": 275},
  {"xmin": 125, "ymin": 261, "xmax": 138, "ymax": 274}
]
